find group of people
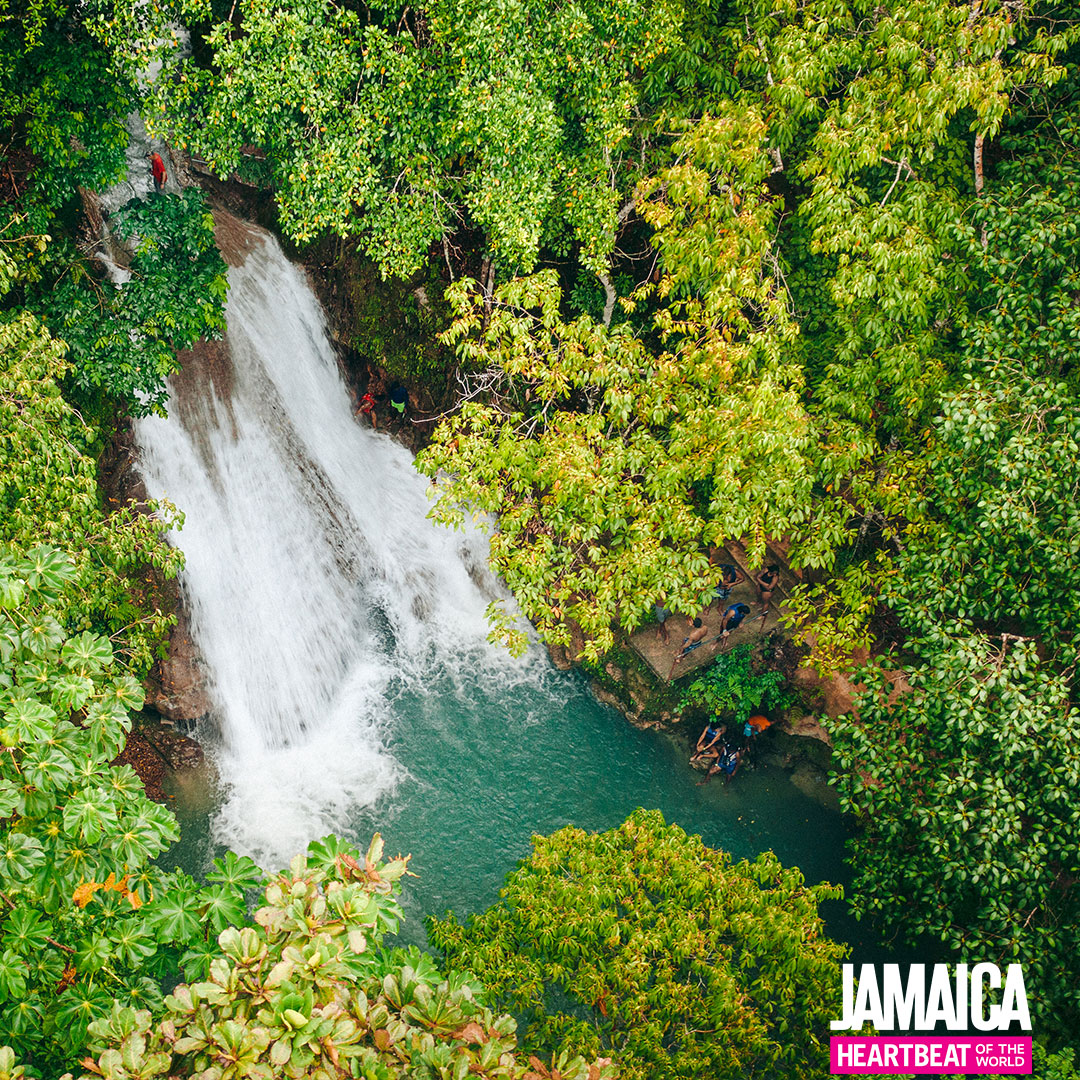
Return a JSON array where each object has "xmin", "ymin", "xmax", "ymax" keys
[
  {"xmin": 353, "ymin": 376, "xmax": 410, "ymax": 430},
  {"xmin": 689, "ymin": 714, "xmax": 772, "ymax": 783},
  {"xmin": 659, "ymin": 556, "xmax": 782, "ymax": 675}
]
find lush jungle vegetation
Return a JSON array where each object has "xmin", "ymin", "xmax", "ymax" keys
[{"xmin": 1, "ymin": 0, "xmax": 1079, "ymax": 1072}]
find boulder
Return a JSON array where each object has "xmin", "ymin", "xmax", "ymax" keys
[{"xmin": 145, "ymin": 611, "xmax": 213, "ymax": 723}]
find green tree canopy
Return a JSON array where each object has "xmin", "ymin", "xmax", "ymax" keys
[
  {"xmin": 428, "ymin": 809, "xmax": 846, "ymax": 1080},
  {"xmin": 418, "ymin": 111, "xmax": 818, "ymax": 657},
  {"xmin": 36, "ymin": 191, "xmax": 228, "ymax": 416},
  {"xmin": 0, "ymin": 0, "xmax": 179, "ymax": 224},
  {"xmin": 158, "ymin": 0, "xmax": 681, "ymax": 277},
  {"xmin": 833, "ymin": 637, "xmax": 1080, "ymax": 1033},
  {"xmin": 0, "ymin": 288, "xmax": 183, "ymax": 671}
]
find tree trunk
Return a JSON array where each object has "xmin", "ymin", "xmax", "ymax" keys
[{"xmin": 599, "ymin": 273, "xmax": 616, "ymax": 327}]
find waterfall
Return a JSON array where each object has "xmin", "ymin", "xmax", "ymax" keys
[{"xmin": 135, "ymin": 224, "xmax": 533, "ymax": 868}]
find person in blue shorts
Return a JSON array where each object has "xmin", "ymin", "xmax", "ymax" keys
[
  {"xmin": 710, "ymin": 562, "xmax": 744, "ymax": 611},
  {"xmin": 669, "ymin": 617, "xmax": 709, "ymax": 677},
  {"xmin": 700, "ymin": 741, "xmax": 742, "ymax": 783}
]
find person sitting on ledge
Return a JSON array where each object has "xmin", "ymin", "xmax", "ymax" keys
[
  {"xmin": 675, "ymin": 618, "xmax": 707, "ymax": 660},
  {"xmin": 669, "ymin": 617, "xmax": 709, "ymax": 678},
  {"xmin": 691, "ymin": 721, "xmax": 724, "ymax": 765},
  {"xmin": 700, "ymin": 741, "xmax": 742, "ymax": 784}
]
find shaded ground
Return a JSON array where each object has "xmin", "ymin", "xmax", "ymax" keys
[
  {"xmin": 113, "ymin": 721, "xmax": 204, "ymax": 803},
  {"xmin": 629, "ymin": 539, "xmax": 800, "ymax": 682}
]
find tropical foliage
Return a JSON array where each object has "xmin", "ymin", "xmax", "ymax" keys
[
  {"xmin": 37, "ymin": 190, "xmax": 228, "ymax": 416},
  {"xmin": 5, "ymin": 0, "xmax": 1080, "ymax": 1067},
  {"xmin": 0, "ymin": 305, "xmax": 183, "ymax": 674},
  {"xmin": 0, "ymin": 0, "xmax": 175, "ymax": 225},
  {"xmin": 829, "ymin": 75, "xmax": 1080, "ymax": 1034},
  {"xmin": 156, "ymin": 0, "xmax": 680, "ymax": 278},
  {"xmin": 429, "ymin": 810, "xmax": 846, "ymax": 1080},
  {"xmin": 0, "ymin": 549, "xmax": 265, "ymax": 1071},
  {"xmin": 62, "ymin": 837, "xmax": 612, "ymax": 1080},
  {"xmin": 679, "ymin": 643, "xmax": 791, "ymax": 726},
  {"xmin": 833, "ymin": 641, "xmax": 1080, "ymax": 1032},
  {"xmin": 418, "ymin": 112, "xmax": 815, "ymax": 657}
]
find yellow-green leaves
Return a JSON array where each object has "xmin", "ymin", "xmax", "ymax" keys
[
  {"xmin": 420, "ymin": 112, "xmax": 819, "ymax": 658},
  {"xmin": 73, "ymin": 837, "xmax": 611, "ymax": 1080},
  {"xmin": 429, "ymin": 809, "xmax": 846, "ymax": 1080}
]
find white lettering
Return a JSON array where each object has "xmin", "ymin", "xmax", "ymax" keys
[
  {"xmin": 999, "ymin": 965, "xmax": 1032, "ymax": 1031},
  {"xmin": 882, "ymin": 965, "xmax": 923, "ymax": 1030},
  {"xmin": 852, "ymin": 964, "xmax": 883, "ymax": 1029},
  {"xmin": 923, "ymin": 965, "xmax": 959, "ymax": 1029},
  {"xmin": 954, "ymin": 964, "xmax": 968, "ymax": 1029},
  {"xmin": 832, "ymin": 964, "xmax": 856, "ymax": 1030},
  {"xmin": 831, "ymin": 963, "xmax": 1030, "ymax": 1034},
  {"xmin": 971, "ymin": 962, "xmax": 1000, "ymax": 1031}
]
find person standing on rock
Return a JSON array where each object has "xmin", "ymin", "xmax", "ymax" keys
[
  {"xmin": 389, "ymin": 383, "xmax": 409, "ymax": 422},
  {"xmin": 654, "ymin": 600, "xmax": 671, "ymax": 643},
  {"xmin": 355, "ymin": 391, "xmax": 377, "ymax": 429},
  {"xmin": 709, "ymin": 560, "xmax": 744, "ymax": 611},
  {"xmin": 149, "ymin": 151, "xmax": 167, "ymax": 195}
]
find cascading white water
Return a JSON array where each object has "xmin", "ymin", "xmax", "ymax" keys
[{"xmin": 135, "ymin": 226, "xmax": 535, "ymax": 868}]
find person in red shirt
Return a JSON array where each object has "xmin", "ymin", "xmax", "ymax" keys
[
  {"xmin": 354, "ymin": 392, "xmax": 377, "ymax": 430},
  {"xmin": 149, "ymin": 152, "xmax": 167, "ymax": 194}
]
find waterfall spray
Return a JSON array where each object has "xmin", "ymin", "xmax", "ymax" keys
[{"xmin": 135, "ymin": 225, "xmax": 532, "ymax": 867}]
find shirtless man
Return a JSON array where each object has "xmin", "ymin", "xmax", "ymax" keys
[{"xmin": 669, "ymin": 617, "xmax": 709, "ymax": 678}]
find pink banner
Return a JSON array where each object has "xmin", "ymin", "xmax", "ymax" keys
[{"xmin": 831, "ymin": 1037, "xmax": 1032, "ymax": 1074}]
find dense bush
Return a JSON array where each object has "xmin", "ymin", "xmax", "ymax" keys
[{"xmin": 429, "ymin": 810, "xmax": 846, "ymax": 1080}]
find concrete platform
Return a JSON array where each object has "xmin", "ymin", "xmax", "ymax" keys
[{"xmin": 628, "ymin": 547, "xmax": 793, "ymax": 682}]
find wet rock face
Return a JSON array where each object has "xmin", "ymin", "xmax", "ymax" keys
[
  {"xmin": 113, "ymin": 725, "xmax": 205, "ymax": 803},
  {"xmin": 145, "ymin": 610, "xmax": 213, "ymax": 723}
]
